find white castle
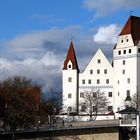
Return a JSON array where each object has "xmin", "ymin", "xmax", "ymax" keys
[{"xmin": 62, "ymin": 16, "xmax": 140, "ymax": 118}]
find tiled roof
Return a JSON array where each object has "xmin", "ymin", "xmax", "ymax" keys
[
  {"xmin": 120, "ymin": 16, "xmax": 140, "ymax": 45},
  {"xmin": 63, "ymin": 41, "xmax": 79, "ymax": 71}
]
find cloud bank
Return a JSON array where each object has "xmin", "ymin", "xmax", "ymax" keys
[
  {"xmin": 0, "ymin": 24, "xmax": 121, "ymax": 97},
  {"xmin": 83, "ymin": 0, "xmax": 140, "ymax": 17}
]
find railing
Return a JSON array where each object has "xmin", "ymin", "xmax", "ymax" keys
[{"xmin": 119, "ymin": 118, "xmax": 136, "ymax": 127}]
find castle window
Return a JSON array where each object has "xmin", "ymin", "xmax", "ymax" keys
[
  {"xmin": 104, "ymin": 69, "xmax": 107, "ymax": 74},
  {"xmin": 68, "ymin": 93, "xmax": 72, "ymax": 98},
  {"xmin": 88, "ymin": 79, "xmax": 91, "ymax": 84},
  {"xmin": 127, "ymin": 78, "xmax": 130, "ymax": 84},
  {"xmin": 118, "ymin": 50, "xmax": 121, "ymax": 55},
  {"xmin": 97, "ymin": 69, "xmax": 100, "ymax": 74},
  {"xmin": 126, "ymin": 90, "xmax": 130, "ymax": 96},
  {"xmin": 82, "ymin": 79, "xmax": 85, "ymax": 84},
  {"xmin": 138, "ymin": 48, "xmax": 140, "ymax": 53},
  {"xmin": 123, "ymin": 50, "xmax": 126, "ymax": 54},
  {"xmin": 80, "ymin": 92, "xmax": 84, "ymax": 98},
  {"xmin": 118, "ymin": 92, "xmax": 120, "ymax": 96},
  {"xmin": 106, "ymin": 79, "xmax": 109, "ymax": 84},
  {"xmin": 129, "ymin": 49, "xmax": 131, "ymax": 53},
  {"xmin": 97, "ymin": 59, "xmax": 101, "ymax": 64},
  {"xmin": 68, "ymin": 77, "xmax": 72, "ymax": 82},
  {"xmin": 68, "ymin": 107, "xmax": 72, "ymax": 112},
  {"xmin": 93, "ymin": 92, "xmax": 97, "ymax": 98},
  {"xmin": 93, "ymin": 106, "xmax": 97, "ymax": 112},
  {"xmin": 97, "ymin": 79, "xmax": 100, "ymax": 84},
  {"xmin": 122, "ymin": 60, "xmax": 125, "ymax": 65},
  {"xmin": 81, "ymin": 106, "xmax": 86, "ymax": 112},
  {"xmin": 90, "ymin": 70, "xmax": 93, "ymax": 74},
  {"xmin": 122, "ymin": 69, "xmax": 125, "ymax": 74},
  {"xmin": 108, "ymin": 92, "xmax": 112, "ymax": 97},
  {"xmin": 121, "ymin": 40, "xmax": 123, "ymax": 43},
  {"xmin": 68, "ymin": 65, "xmax": 71, "ymax": 68},
  {"xmin": 126, "ymin": 39, "xmax": 129, "ymax": 42},
  {"xmin": 108, "ymin": 106, "xmax": 113, "ymax": 112}
]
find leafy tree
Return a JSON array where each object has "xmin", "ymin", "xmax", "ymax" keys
[
  {"xmin": 80, "ymin": 90, "xmax": 109, "ymax": 121},
  {"xmin": 0, "ymin": 76, "xmax": 41, "ymax": 131}
]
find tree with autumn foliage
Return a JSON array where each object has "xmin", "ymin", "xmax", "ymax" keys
[{"xmin": 0, "ymin": 76, "xmax": 41, "ymax": 131}]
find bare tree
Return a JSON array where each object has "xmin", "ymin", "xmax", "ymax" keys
[
  {"xmin": 80, "ymin": 90, "xmax": 109, "ymax": 121},
  {"xmin": 131, "ymin": 92, "xmax": 140, "ymax": 110}
]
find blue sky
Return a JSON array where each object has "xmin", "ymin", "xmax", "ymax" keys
[{"xmin": 0, "ymin": 0, "xmax": 140, "ymax": 96}]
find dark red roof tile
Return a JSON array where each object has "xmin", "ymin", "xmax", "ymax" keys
[
  {"xmin": 63, "ymin": 41, "xmax": 79, "ymax": 71},
  {"xmin": 120, "ymin": 16, "xmax": 140, "ymax": 45}
]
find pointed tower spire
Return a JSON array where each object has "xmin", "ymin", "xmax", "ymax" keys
[
  {"xmin": 120, "ymin": 16, "xmax": 140, "ymax": 45},
  {"xmin": 63, "ymin": 41, "xmax": 79, "ymax": 71}
]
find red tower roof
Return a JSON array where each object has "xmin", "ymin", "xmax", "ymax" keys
[
  {"xmin": 63, "ymin": 41, "xmax": 79, "ymax": 71},
  {"xmin": 120, "ymin": 16, "xmax": 140, "ymax": 45}
]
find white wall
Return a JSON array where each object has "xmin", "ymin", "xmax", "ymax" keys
[
  {"xmin": 113, "ymin": 34, "xmax": 138, "ymax": 117},
  {"xmin": 78, "ymin": 49, "xmax": 114, "ymax": 113},
  {"xmin": 62, "ymin": 69, "xmax": 78, "ymax": 113}
]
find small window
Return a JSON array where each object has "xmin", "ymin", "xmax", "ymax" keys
[
  {"xmin": 68, "ymin": 77, "xmax": 72, "ymax": 82},
  {"xmin": 97, "ymin": 79, "xmax": 100, "ymax": 84},
  {"xmin": 129, "ymin": 49, "xmax": 131, "ymax": 53},
  {"xmin": 118, "ymin": 50, "xmax": 121, "ymax": 55},
  {"xmin": 138, "ymin": 48, "xmax": 140, "ymax": 53},
  {"xmin": 126, "ymin": 39, "xmax": 129, "ymax": 42},
  {"xmin": 126, "ymin": 90, "xmax": 130, "ymax": 96},
  {"xmin": 123, "ymin": 50, "xmax": 126, "ymax": 54},
  {"xmin": 88, "ymin": 79, "xmax": 91, "ymax": 84},
  {"xmin": 122, "ymin": 70, "xmax": 125, "ymax": 74},
  {"xmin": 97, "ymin": 69, "xmax": 100, "ymax": 74},
  {"xmin": 117, "ymin": 108, "xmax": 120, "ymax": 111},
  {"xmin": 82, "ymin": 79, "xmax": 85, "ymax": 84},
  {"xmin": 68, "ymin": 93, "xmax": 72, "ymax": 98},
  {"xmin": 97, "ymin": 59, "xmax": 101, "ymax": 64},
  {"xmin": 118, "ymin": 92, "xmax": 120, "ymax": 96},
  {"xmin": 81, "ymin": 106, "xmax": 86, "ymax": 112},
  {"xmin": 117, "ymin": 80, "xmax": 120, "ymax": 84},
  {"xmin": 108, "ymin": 106, "xmax": 113, "ymax": 112},
  {"xmin": 122, "ymin": 60, "xmax": 125, "ymax": 65},
  {"xmin": 68, "ymin": 65, "xmax": 71, "ymax": 68},
  {"xmin": 80, "ymin": 92, "xmax": 84, "ymax": 98},
  {"xmin": 108, "ymin": 92, "xmax": 112, "ymax": 97},
  {"xmin": 106, "ymin": 79, "xmax": 109, "ymax": 84},
  {"xmin": 121, "ymin": 40, "xmax": 123, "ymax": 43},
  {"xmin": 104, "ymin": 69, "xmax": 107, "ymax": 74},
  {"xmin": 90, "ymin": 70, "xmax": 93, "ymax": 74},
  {"xmin": 68, "ymin": 107, "xmax": 72, "ymax": 112},
  {"xmin": 93, "ymin": 106, "xmax": 97, "ymax": 112},
  {"xmin": 127, "ymin": 78, "xmax": 130, "ymax": 84},
  {"xmin": 93, "ymin": 92, "xmax": 97, "ymax": 98}
]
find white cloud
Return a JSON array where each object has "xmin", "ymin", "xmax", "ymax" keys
[
  {"xmin": 83, "ymin": 0, "xmax": 140, "ymax": 17},
  {"xmin": 0, "ymin": 24, "xmax": 118, "ymax": 95},
  {"xmin": 0, "ymin": 52, "xmax": 63, "ymax": 93},
  {"xmin": 4, "ymin": 26, "xmax": 80, "ymax": 59},
  {"xmin": 93, "ymin": 24, "xmax": 121, "ymax": 44}
]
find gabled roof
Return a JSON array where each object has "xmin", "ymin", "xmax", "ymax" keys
[
  {"xmin": 120, "ymin": 16, "xmax": 140, "ymax": 45},
  {"xmin": 116, "ymin": 107, "xmax": 139, "ymax": 114},
  {"xmin": 63, "ymin": 41, "xmax": 79, "ymax": 71}
]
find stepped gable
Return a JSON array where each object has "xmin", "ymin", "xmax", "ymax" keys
[
  {"xmin": 120, "ymin": 16, "xmax": 140, "ymax": 45},
  {"xmin": 63, "ymin": 41, "xmax": 79, "ymax": 71}
]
